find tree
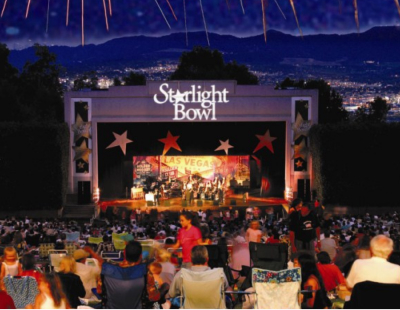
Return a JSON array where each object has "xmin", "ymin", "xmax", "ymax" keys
[
  {"xmin": 276, "ymin": 78, "xmax": 348, "ymax": 124},
  {"xmin": 123, "ymin": 72, "xmax": 146, "ymax": 86},
  {"xmin": 353, "ymin": 96, "xmax": 391, "ymax": 123},
  {"xmin": 169, "ymin": 46, "xmax": 258, "ymax": 85},
  {"xmin": 19, "ymin": 44, "xmax": 65, "ymax": 123},
  {"xmin": 0, "ymin": 44, "xmax": 20, "ymax": 122},
  {"xmin": 0, "ymin": 43, "xmax": 18, "ymax": 80},
  {"xmin": 0, "ymin": 44, "xmax": 64, "ymax": 123},
  {"xmin": 73, "ymin": 71, "xmax": 99, "ymax": 91},
  {"xmin": 113, "ymin": 77, "xmax": 122, "ymax": 86}
]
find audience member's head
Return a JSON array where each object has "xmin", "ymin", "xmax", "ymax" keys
[
  {"xmin": 21, "ymin": 253, "xmax": 36, "ymax": 271},
  {"xmin": 191, "ymin": 245, "xmax": 208, "ymax": 265},
  {"xmin": 149, "ymin": 262, "xmax": 162, "ymax": 275},
  {"xmin": 125, "ymin": 240, "xmax": 142, "ymax": 263},
  {"xmin": 317, "ymin": 251, "xmax": 332, "ymax": 264},
  {"xmin": 291, "ymin": 198, "xmax": 303, "ymax": 211},
  {"xmin": 156, "ymin": 248, "xmax": 172, "ymax": 263},
  {"xmin": 370, "ymin": 234, "xmax": 393, "ymax": 259},
  {"xmin": 59, "ymin": 256, "xmax": 77, "ymax": 274},
  {"xmin": 73, "ymin": 249, "xmax": 89, "ymax": 263}
]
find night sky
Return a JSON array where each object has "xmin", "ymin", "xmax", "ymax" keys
[{"xmin": 0, "ymin": 0, "xmax": 400, "ymax": 48}]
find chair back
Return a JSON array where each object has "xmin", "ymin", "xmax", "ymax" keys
[
  {"xmin": 48, "ymin": 249, "xmax": 68, "ymax": 271},
  {"xmin": 101, "ymin": 251, "xmax": 122, "ymax": 261},
  {"xmin": 112, "ymin": 232, "xmax": 129, "ymax": 250},
  {"xmin": 249, "ymin": 242, "xmax": 288, "ymax": 270},
  {"xmin": 252, "ymin": 267, "xmax": 301, "ymax": 309},
  {"xmin": 101, "ymin": 262, "xmax": 146, "ymax": 309},
  {"xmin": 180, "ymin": 268, "xmax": 226, "ymax": 309},
  {"xmin": 65, "ymin": 232, "xmax": 80, "ymax": 242},
  {"xmin": 344, "ymin": 281, "xmax": 400, "ymax": 309},
  {"xmin": 38, "ymin": 243, "xmax": 55, "ymax": 259},
  {"xmin": 88, "ymin": 236, "xmax": 104, "ymax": 245},
  {"xmin": 4, "ymin": 276, "xmax": 39, "ymax": 309}
]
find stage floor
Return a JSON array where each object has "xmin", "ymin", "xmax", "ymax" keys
[{"xmin": 98, "ymin": 195, "xmax": 288, "ymax": 213}]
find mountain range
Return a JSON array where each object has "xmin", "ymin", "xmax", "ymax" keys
[{"xmin": 8, "ymin": 26, "xmax": 400, "ymax": 74}]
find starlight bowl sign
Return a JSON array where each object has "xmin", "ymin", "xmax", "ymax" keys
[{"xmin": 154, "ymin": 83, "xmax": 229, "ymax": 121}]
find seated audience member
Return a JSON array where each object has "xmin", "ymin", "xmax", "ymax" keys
[
  {"xmin": 32, "ymin": 273, "xmax": 70, "ymax": 309},
  {"xmin": 0, "ymin": 247, "xmax": 22, "ymax": 289},
  {"xmin": 266, "ymin": 229, "xmax": 280, "ymax": 244},
  {"xmin": 169, "ymin": 245, "xmax": 229, "ymax": 298},
  {"xmin": 320, "ymin": 231, "xmax": 337, "ymax": 262},
  {"xmin": 155, "ymin": 248, "xmax": 176, "ymax": 285},
  {"xmin": 18, "ymin": 253, "xmax": 42, "ymax": 283},
  {"xmin": 73, "ymin": 247, "xmax": 103, "ymax": 299},
  {"xmin": 100, "ymin": 240, "xmax": 161, "ymax": 309},
  {"xmin": 245, "ymin": 220, "xmax": 262, "ymax": 243},
  {"xmin": 316, "ymin": 251, "xmax": 346, "ymax": 292},
  {"xmin": 298, "ymin": 252, "xmax": 331, "ymax": 309},
  {"xmin": 57, "ymin": 256, "xmax": 86, "ymax": 309},
  {"xmin": 0, "ymin": 286, "xmax": 15, "ymax": 309},
  {"xmin": 148, "ymin": 262, "xmax": 170, "ymax": 306},
  {"xmin": 95, "ymin": 235, "xmax": 115, "ymax": 254},
  {"xmin": 346, "ymin": 234, "xmax": 400, "ymax": 289}
]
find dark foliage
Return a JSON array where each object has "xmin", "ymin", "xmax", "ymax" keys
[
  {"xmin": 310, "ymin": 122, "xmax": 400, "ymax": 207},
  {"xmin": 277, "ymin": 78, "xmax": 348, "ymax": 124},
  {"xmin": 0, "ymin": 123, "xmax": 70, "ymax": 210},
  {"xmin": 169, "ymin": 46, "xmax": 258, "ymax": 85}
]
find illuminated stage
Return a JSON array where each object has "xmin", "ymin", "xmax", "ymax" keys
[{"xmin": 98, "ymin": 194, "xmax": 289, "ymax": 214}]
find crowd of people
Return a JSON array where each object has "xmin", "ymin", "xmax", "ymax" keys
[{"xmin": 1, "ymin": 200, "xmax": 400, "ymax": 309}]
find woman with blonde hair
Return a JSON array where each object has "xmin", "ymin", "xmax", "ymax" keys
[
  {"xmin": 57, "ymin": 256, "xmax": 85, "ymax": 308},
  {"xmin": 33, "ymin": 273, "xmax": 70, "ymax": 309}
]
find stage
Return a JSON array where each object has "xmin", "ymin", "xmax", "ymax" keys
[{"xmin": 98, "ymin": 194, "xmax": 289, "ymax": 214}]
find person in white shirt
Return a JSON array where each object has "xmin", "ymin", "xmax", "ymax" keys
[
  {"xmin": 346, "ymin": 234, "xmax": 400, "ymax": 289},
  {"xmin": 245, "ymin": 221, "xmax": 262, "ymax": 243}
]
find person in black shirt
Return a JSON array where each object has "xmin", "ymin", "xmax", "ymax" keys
[{"xmin": 289, "ymin": 202, "xmax": 321, "ymax": 256}]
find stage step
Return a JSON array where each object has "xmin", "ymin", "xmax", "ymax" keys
[{"xmin": 62, "ymin": 205, "xmax": 96, "ymax": 219}]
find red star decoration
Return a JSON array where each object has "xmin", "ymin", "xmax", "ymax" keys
[
  {"xmin": 295, "ymin": 160, "xmax": 303, "ymax": 168},
  {"xmin": 253, "ymin": 130, "xmax": 277, "ymax": 154},
  {"xmin": 158, "ymin": 131, "xmax": 182, "ymax": 155}
]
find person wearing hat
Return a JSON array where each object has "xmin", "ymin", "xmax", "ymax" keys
[{"xmin": 74, "ymin": 246, "xmax": 103, "ymax": 299}]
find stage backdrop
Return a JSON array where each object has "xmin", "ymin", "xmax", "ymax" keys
[
  {"xmin": 133, "ymin": 155, "xmax": 250, "ymax": 186},
  {"xmin": 97, "ymin": 122, "xmax": 286, "ymax": 198}
]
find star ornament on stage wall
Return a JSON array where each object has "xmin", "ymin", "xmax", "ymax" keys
[
  {"xmin": 215, "ymin": 139, "xmax": 234, "ymax": 155},
  {"xmin": 77, "ymin": 162, "xmax": 85, "ymax": 169},
  {"xmin": 292, "ymin": 140, "xmax": 309, "ymax": 161},
  {"xmin": 292, "ymin": 113, "xmax": 312, "ymax": 141},
  {"xmin": 253, "ymin": 130, "xmax": 277, "ymax": 154},
  {"xmin": 73, "ymin": 140, "xmax": 92, "ymax": 163},
  {"xmin": 106, "ymin": 131, "xmax": 133, "ymax": 155},
  {"xmin": 159, "ymin": 131, "xmax": 182, "ymax": 155},
  {"xmin": 295, "ymin": 159, "xmax": 304, "ymax": 168},
  {"xmin": 71, "ymin": 114, "xmax": 91, "ymax": 142}
]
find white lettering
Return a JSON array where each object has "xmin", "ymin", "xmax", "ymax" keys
[
  {"xmin": 154, "ymin": 83, "xmax": 229, "ymax": 120},
  {"xmin": 153, "ymin": 83, "xmax": 170, "ymax": 104}
]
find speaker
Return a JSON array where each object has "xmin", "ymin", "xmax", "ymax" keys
[
  {"xmin": 230, "ymin": 199, "xmax": 236, "ymax": 205},
  {"xmin": 297, "ymin": 179, "xmax": 311, "ymax": 202},
  {"xmin": 182, "ymin": 200, "xmax": 187, "ymax": 207},
  {"xmin": 197, "ymin": 200, "xmax": 203, "ymax": 207},
  {"xmin": 78, "ymin": 181, "xmax": 91, "ymax": 204}
]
